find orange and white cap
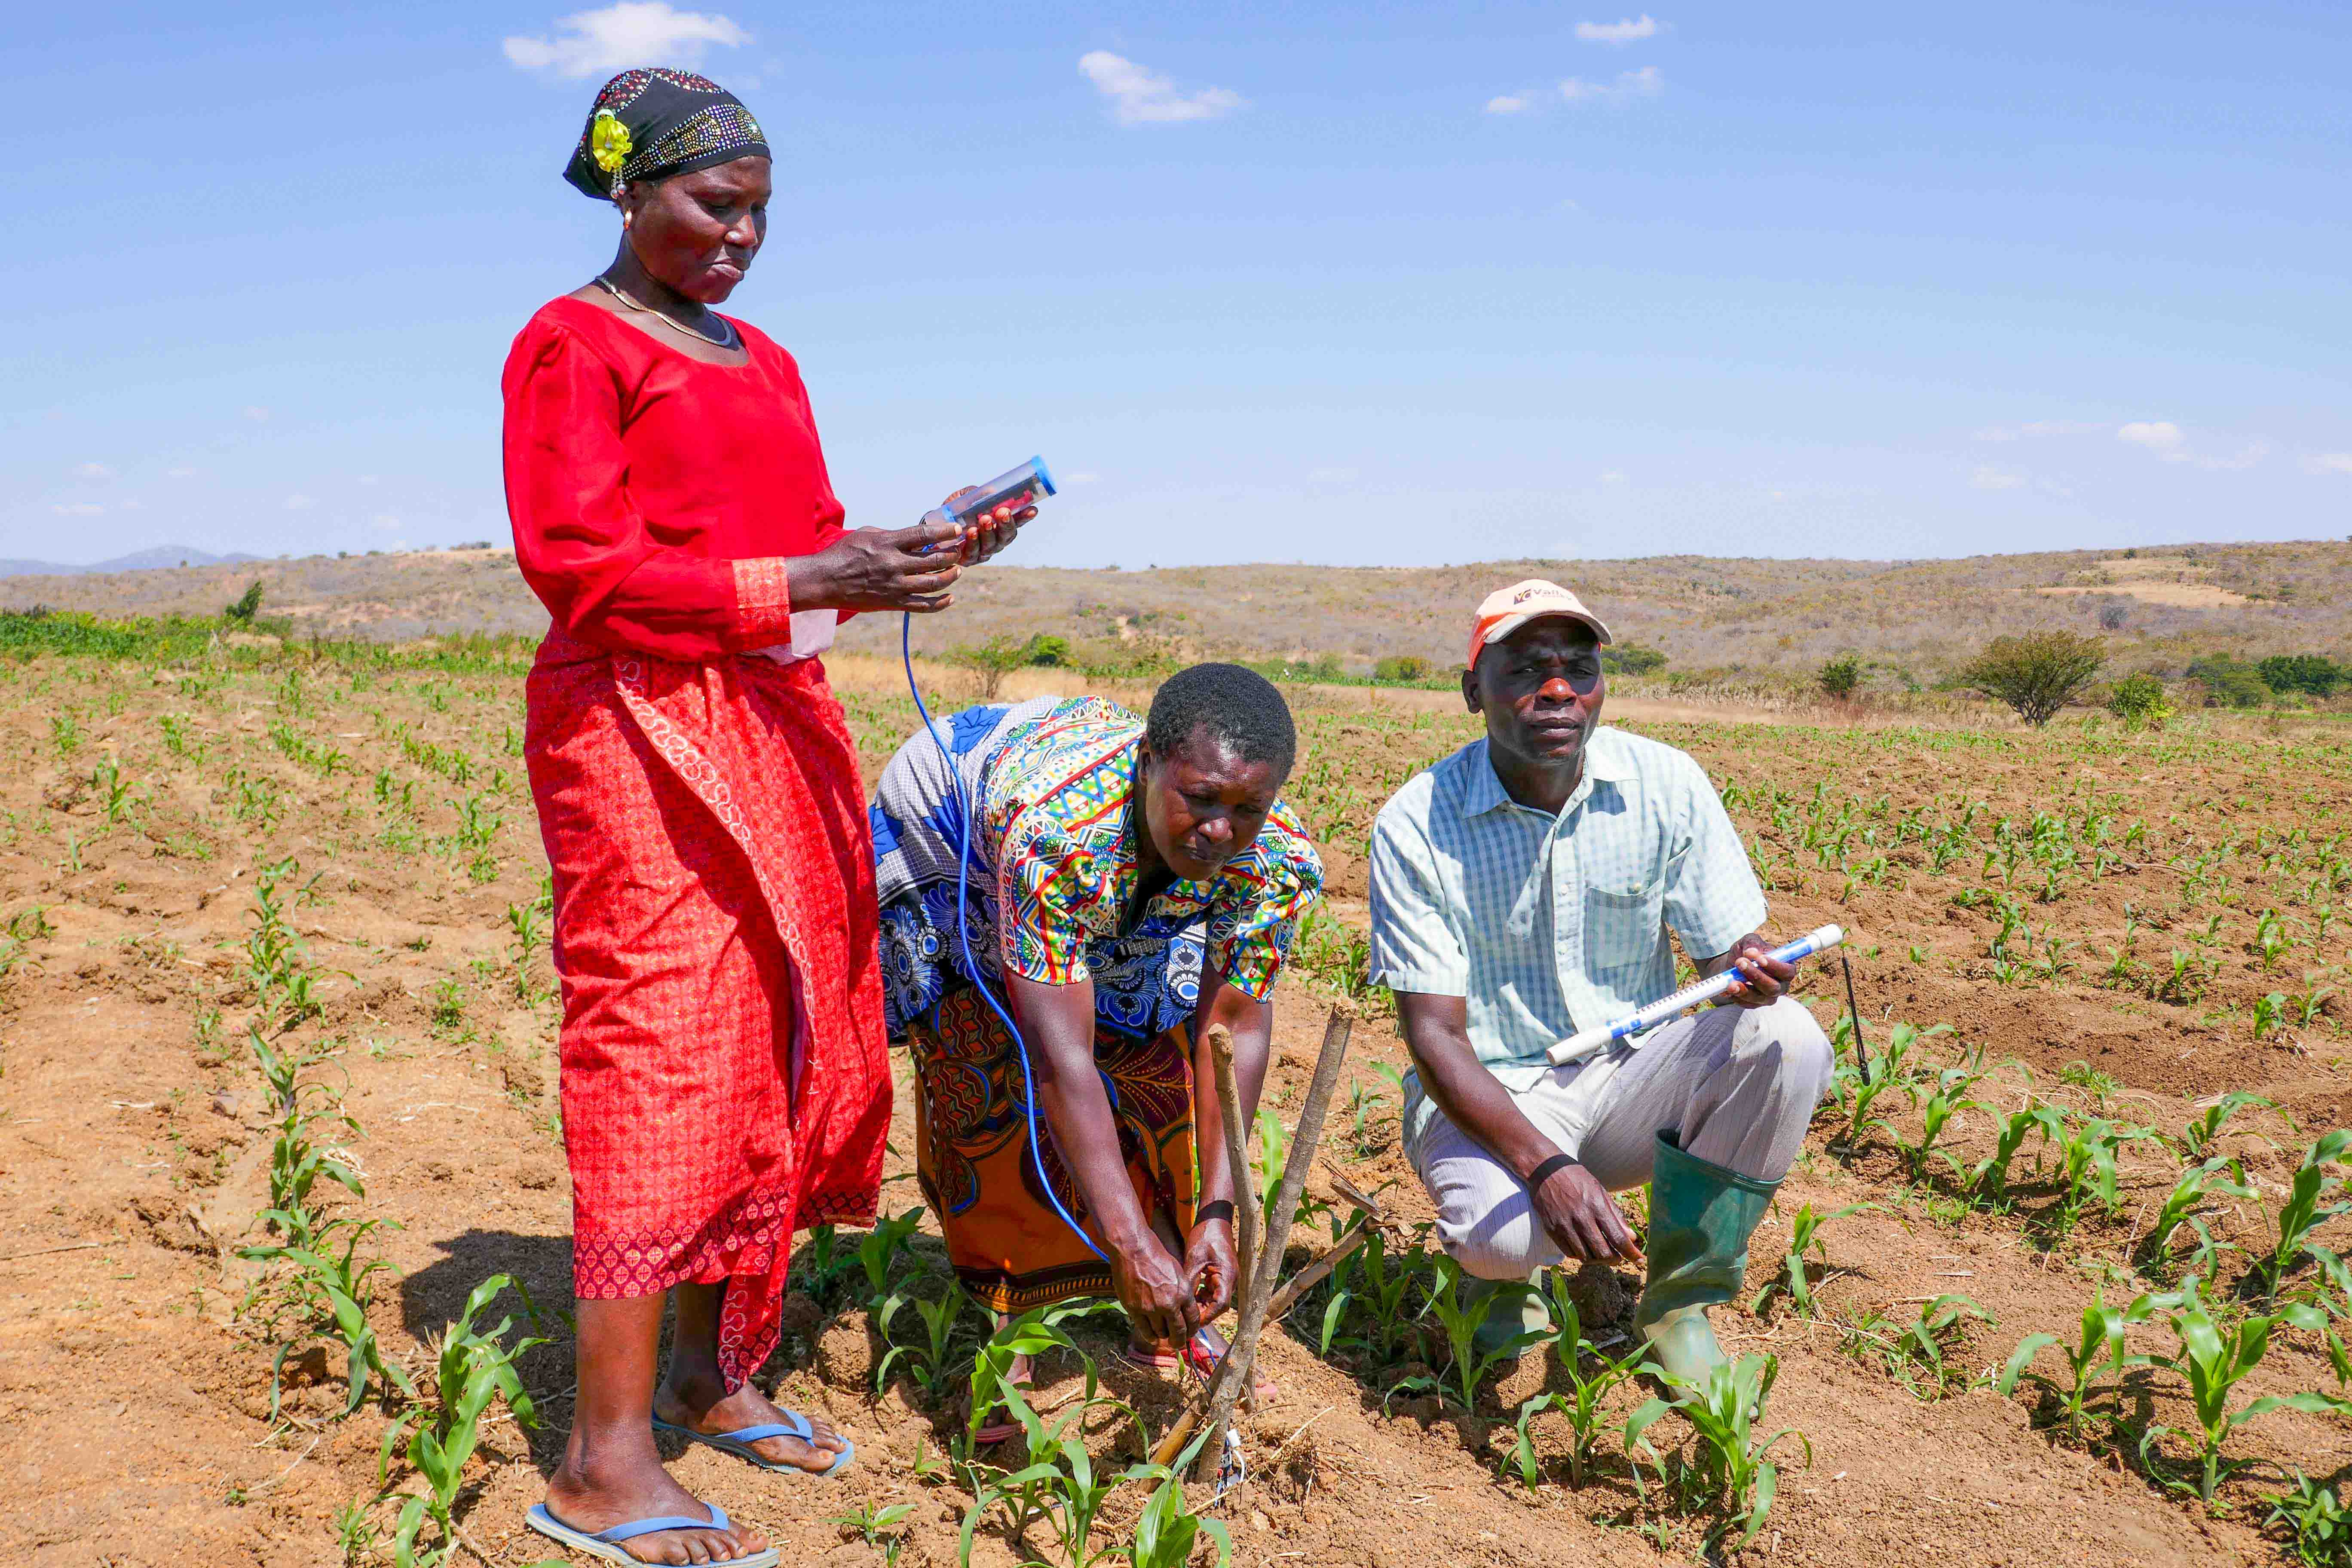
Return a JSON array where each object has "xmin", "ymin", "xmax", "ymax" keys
[{"xmin": 1467, "ymin": 579, "xmax": 1614, "ymax": 669}]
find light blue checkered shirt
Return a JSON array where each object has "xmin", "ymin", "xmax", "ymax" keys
[{"xmin": 1368, "ymin": 726, "xmax": 1768, "ymax": 1143}]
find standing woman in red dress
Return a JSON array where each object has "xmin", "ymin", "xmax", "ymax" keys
[{"xmin": 506, "ymin": 69, "xmax": 1030, "ymax": 1566}]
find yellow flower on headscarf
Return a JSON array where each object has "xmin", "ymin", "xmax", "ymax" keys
[{"xmin": 590, "ymin": 110, "xmax": 632, "ymax": 176}]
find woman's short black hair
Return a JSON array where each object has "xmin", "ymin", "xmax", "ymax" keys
[{"xmin": 1143, "ymin": 663, "xmax": 1298, "ymax": 778}]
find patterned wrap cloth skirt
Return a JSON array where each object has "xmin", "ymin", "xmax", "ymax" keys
[
  {"xmin": 903, "ymin": 989, "xmax": 1197, "ymax": 1313},
  {"xmin": 525, "ymin": 629, "xmax": 890, "ymax": 1389}
]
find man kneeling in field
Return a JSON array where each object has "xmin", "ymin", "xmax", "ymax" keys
[{"xmin": 1367, "ymin": 581, "xmax": 1833, "ymax": 1387}]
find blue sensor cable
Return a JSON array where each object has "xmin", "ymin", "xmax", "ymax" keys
[{"xmin": 901, "ymin": 611, "xmax": 1106, "ymax": 1265}]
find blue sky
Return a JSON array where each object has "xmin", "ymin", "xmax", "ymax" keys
[{"xmin": 5, "ymin": 1, "xmax": 2349, "ymax": 569}]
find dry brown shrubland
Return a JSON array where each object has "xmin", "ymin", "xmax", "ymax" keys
[{"xmin": 8, "ymin": 539, "xmax": 2349, "ymax": 694}]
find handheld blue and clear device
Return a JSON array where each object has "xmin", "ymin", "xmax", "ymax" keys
[{"xmin": 922, "ymin": 456, "xmax": 1057, "ymax": 543}]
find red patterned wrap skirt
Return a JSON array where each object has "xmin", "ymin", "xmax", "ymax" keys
[
  {"xmin": 906, "ymin": 986, "xmax": 1197, "ymax": 1314},
  {"xmin": 525, "ymin": 629, "xmax": 890, "ymax": 1389}
]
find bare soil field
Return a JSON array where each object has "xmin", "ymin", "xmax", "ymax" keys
[
  {"xmin": 5, "ymin": 536, "xmax": 2348, "ymax": 686},
  {"xmin": 2028, "ymin": 555, "xmax": 2260, "ymax": 609},
  {"xmin": 3, "ymin": 621, "xmax": 2349, "ymax": 1568}
]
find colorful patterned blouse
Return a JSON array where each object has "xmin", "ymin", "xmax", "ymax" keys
[{"xmin": 870, "ymin": 696, "xmax": 1324, "ymax": 1038}]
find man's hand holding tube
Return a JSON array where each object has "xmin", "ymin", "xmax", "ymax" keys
[{"xmin": 1705, "ymin": 931, "xmax": 1795, "ymax": 1008}]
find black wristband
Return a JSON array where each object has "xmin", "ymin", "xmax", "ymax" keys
[
  {"xmin": 1195, "ymin": 1199, "xmax": 1236, "ymax": 1225},
  {"xmin": 1523, "ymin": 1154, "xmax": 1578, "ymax": 1192}
]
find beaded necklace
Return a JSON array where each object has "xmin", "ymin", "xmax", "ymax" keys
[{"xmin": 593, "ymin": 274, "xmax": 740, "ymax": 349}]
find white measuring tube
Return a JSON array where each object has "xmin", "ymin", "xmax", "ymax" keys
[{"xmin": 1543, "ymin": 924, "xmax": 1847, "ymax": 1067}]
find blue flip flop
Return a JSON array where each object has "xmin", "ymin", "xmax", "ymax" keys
[
  {"xmin": 524, "ymin": 1501, "xmax": 779, "ymax": 1566},
  {"xmin": 652, "ymin": 1409, "xmax": 856, "ymax": 1478}
]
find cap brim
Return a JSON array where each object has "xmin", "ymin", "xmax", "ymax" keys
[{"xmin": 1484, "ymin": 607, "xmax": 1613, "ymax": 649}]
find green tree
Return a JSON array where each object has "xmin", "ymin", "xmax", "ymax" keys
[
  {"xmin": 224, "ymin": 580, "xmax": 265, "ymax": 623},
  {"xmin": 949, "ymin": 632, "xmax": 1071, "ymax": 697},
  {"xmin": 1961, "ymin": 631, "xmax": 2104, "ymax": 726},
  {"xmin": 951, "ymin": 636, "xmax": 1033, "ymax": 700},
  {"xmin": 1817, "ymin": 653, "xmax": 1864, "ymax": 700},
  {"xmin": 2105, "ymin": 673, "xmax": 2172, "ymax": 731},
  {"xmin": 2185, "ymin": 655, "xmax": 2271, "ymax": 709},
  {"xmin": 1603, "ymin": 642, "xmax": 1668, "ymax": 676},
  {"xmin": 2257, "ymin": 653, "xmax": 2343, "ymax": 698},
  {"xmin": 1373, "ymin": 654, "xmax": 1432, "ymax": 683}
]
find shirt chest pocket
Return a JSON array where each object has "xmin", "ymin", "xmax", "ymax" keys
[{"xmin": 1582, "ymin": 875, "xmax": 1666, "ymax": 977}]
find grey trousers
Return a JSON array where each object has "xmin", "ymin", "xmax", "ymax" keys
[{"xmin": 1409, "ymin": 998, "xmax": 1834, "ymax": 1282}]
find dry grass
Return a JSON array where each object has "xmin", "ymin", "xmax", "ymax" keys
[{"xmin": 5, "ymin": 538, "xmax": 2348, "ymax": 692}]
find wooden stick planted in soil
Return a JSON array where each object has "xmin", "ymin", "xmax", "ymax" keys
[
  {"xmin": 1242, "ymin": 1007, "xmax": 1359, "ymax": 1325},
  {"xmin": 1192, "ymin": 1007, "xmax": 1356, "ymax": 1482},
  {"xmin": 1179, "ymin": 1024, "xmax": 1261, "ymax": 1478},
  {"xmin": 1209, "ymin": 1023, "xmax": 1262, "ymax": 1321},
  {"xmin": 1144, "ymin": 1219, "xmax": 1368, "ymax": 1469}
]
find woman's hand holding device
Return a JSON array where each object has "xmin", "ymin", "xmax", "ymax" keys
[
  {"xmin": 787, "ymin": 456, "xmax": 1052, "ymax": 615},
  {"xmin": 788, "ymin": 515, "xmax": 967, "ymax": 613}
]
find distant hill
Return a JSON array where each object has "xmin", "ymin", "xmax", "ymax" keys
[
  {"xmin": 0, "ymin": 545, "xmax": 258, "ymax": 578},
  {"xmin": 2, "ymin": 539, "xmax": 2346, "ymax": 684}
]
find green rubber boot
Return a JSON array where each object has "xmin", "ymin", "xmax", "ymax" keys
[{"xmin": 1633, "ymin": 1128, "xmax": 1777, "ymax": 1393}]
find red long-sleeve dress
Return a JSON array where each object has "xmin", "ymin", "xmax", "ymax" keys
[{"xmin": 503, "ymin": 296, "xmax": 888, "ymax": 1387}]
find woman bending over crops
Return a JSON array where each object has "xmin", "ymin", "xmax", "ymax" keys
[
  {"xmin": 505, "ymin": 69, "xmax": 1031, "ymax": 1566},
  {"xmin": 869, "ymin": 664, "xmax": 1322, "ymax": 1437}
]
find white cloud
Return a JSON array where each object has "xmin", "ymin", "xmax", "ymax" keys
[
  {"xmin": 2113, "ymin": 421, "xmax": 2269, "ymax": 470},
  {"xmin": 1486, "ymin": 94, "xmax": 1533, "ymax": 114},
  {"xmin": 1561, "ymin": 66, "xmax": 1663, "ymax": 103},
  {"xmin": 2306, "ymin": 453, "xmax": 2352, "ymax": 475},
  {"xmin": 165, "ymin": 466, "xmax": 199, "ymax": 478},
  {"xmin": 1971, "ymin": 466, "xmax": 2026, "ymax": 490},
  {"xmin": 72, "ymin": 462, "xmax": 112, "ymax": 479},
  {"xmin": 2196, "ymin": 441, "xmax": 2271, "ymax": 472},
  {"xmin": 2116, "ymin": 420, "xmax": 2184, "ymax": 456},
  {"xmin": 371, "ymin": 513, "xmax": 403, "ymax": 531},
  {"xmin": 242, "ymin": 406, "xmax": 271, "ymax": 423},
  {"xmin": 1079, "ymin": 51, "xmax": 1244, "ymax": 125},
  {"xmin": 504, "ymin": 2, "xmax": 748, "ymax": 79},
  {"xmin": 284, "ymin": 493, "xmax": 316, "ymax": 511},
  {"xmin": 52, "ymin": 503, "xmax": 103, "ymax": 516},
  {"xmin": 1576, "ymin": 15, "xmax": 1660, "ymax": 44}
]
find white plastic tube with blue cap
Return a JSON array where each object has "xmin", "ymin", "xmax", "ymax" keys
[
  {"xmin": 1543, "ymin": 924, "xmax": 1847, "ymax": 1067},
  {"xmin": 918, "ymin": 456, "xmax": 1057, "ymax": 548}
]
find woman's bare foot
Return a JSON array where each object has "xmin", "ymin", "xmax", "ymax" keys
[
  {"xmin": 974, "ymin": 1349, "xmax": 1034, "ymax": 1443},
  {"xmin": 655, "ymin": 1374, "xmax": 850, "ymax": 1474},
  {"xmin": 543, "ymin": 1438, "xmax": 767, "ymax": 1565},
  {"xmin": 1130, "ymin": 1326, "xmax": 1278, "ymax": 1401}
]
